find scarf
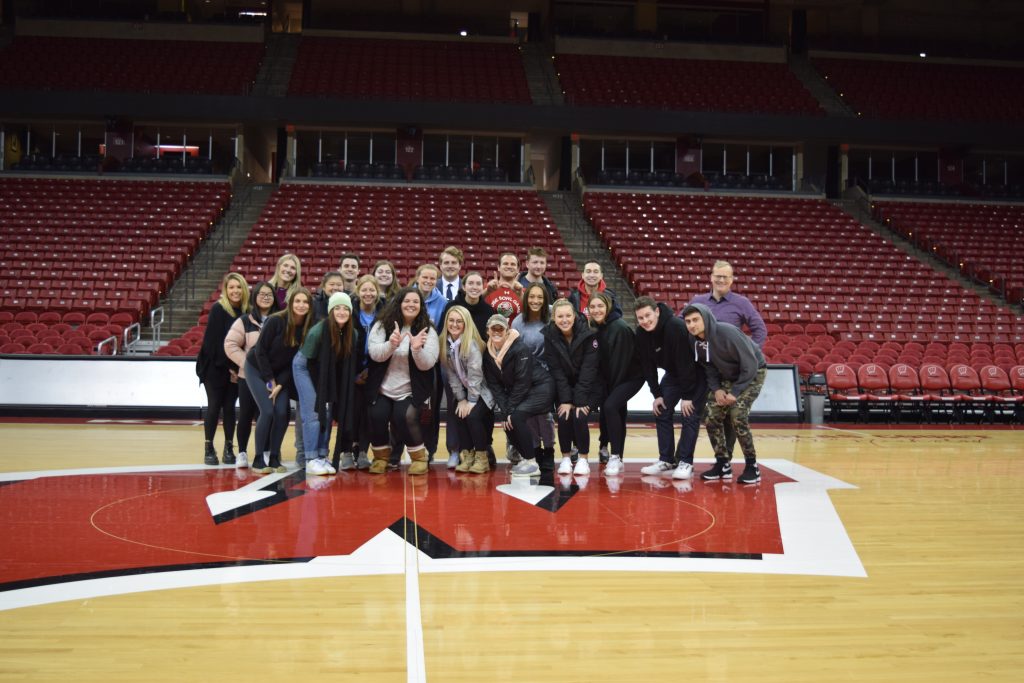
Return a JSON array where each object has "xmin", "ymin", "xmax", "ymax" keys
[{"xmin": 486, "ymin": 329, "xmax": 520, "ymax": 369}]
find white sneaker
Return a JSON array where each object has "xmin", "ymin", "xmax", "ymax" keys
[
  {"xmin": 446, "ymin": 452, "xmax": 461, "ymax": 469},
  {"xmin": 573, "ymin": 458, "xmax": 590, "ymax": 475},
  {"xmin": 306, "ymin": 458, "xmax": 332, "ymax": 476},
  {"xmin": 557, "ymin": 456, "xmax": 574, "ymax": 474},
  {"xmin": 640, "ymin": 461, "xmax": 674, "ymax": 476},
  {"xmin": 235, "ymin": 451, "xmax": 249, "ymax": 469},
  {"xmin": 672, "ymin": 462, "xmax": 694, "ymax": 480},
  {"xmin": 511, "ymin": 459, "xmax": 540, "ymax": 477},
  {"xmin": 323, "ymin": 458, "xmax": 337, "ymax": 475},
  {"xmin": 604, "ymin": 455, "xmax": 623, "ymax": 476}
]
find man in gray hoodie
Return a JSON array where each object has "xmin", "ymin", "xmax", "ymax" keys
[{"xmin": 681, "ymin": 302, "xmax": 767, "ymax": 485}]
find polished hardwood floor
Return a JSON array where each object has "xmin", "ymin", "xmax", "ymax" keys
[{"xmin": 0, "ymin": 420, "xmax": 1021, "ymax": 682}]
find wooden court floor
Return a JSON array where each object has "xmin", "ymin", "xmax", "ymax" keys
[{"xmin": 0, "ymin": 420, "xmax": 1021, "ymax": 682}]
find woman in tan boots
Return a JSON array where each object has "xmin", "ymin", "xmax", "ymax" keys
[
  {"xmin": 366, "ymin": 286, "xmax": 439, "ymax": 474},
  {"xmin": 439, "ymin": 305, "xmax": 494, "ymax": 474}
]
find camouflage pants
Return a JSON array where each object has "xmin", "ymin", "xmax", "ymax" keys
[{"xmin": 704, "ymin": 368, "xmax": 767, "ymax": 463}]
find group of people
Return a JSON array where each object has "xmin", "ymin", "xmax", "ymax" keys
[{"xmin": 195, "ymin": 247, "xmax": 769, "ymax": 484}]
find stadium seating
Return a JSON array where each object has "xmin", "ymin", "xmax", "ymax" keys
[
  {"xmin": 0, "ymin": 36, "xmax": 263, "ymax": 95},
  {"xmin": 874, "ymin": 201, "xmax": 1024, "ymax": 305},
  {"xmin": 288, "ymin": 37, "xmax": 531, "ymax": 104},
  {"xmin": 0, "ymin": 177, "xmax": 231, "ymax": 350},
  {"xmin": 584, "ymin": 192, "xmax": 1022, "ymax": 345},
  {"xmin": 158, "ymin": 183, "xmax": 577, "ymax": 355},
  {"xmin": 813, "ymin": 57, "xmax": 1024, "ymax": 122},
  {"xmin": 555, "ymin": 53, "xmax": 823, "ymax": 115}
]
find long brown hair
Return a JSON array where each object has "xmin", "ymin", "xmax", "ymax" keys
[
  {"xmin": 277, "ymin": 286, "xmax": 312, "ymax": 347},
  {"xmin": 326, "ymin": 303, "xmax": 354, "ymax": 358}
]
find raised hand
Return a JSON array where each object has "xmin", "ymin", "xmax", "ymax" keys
[
  {"xmin": 410, "ymin": 327, "xmax": 428, "ymax": 351},
  {"xmin": 389, "ymin": 321, "xmax": 403, "ymax": 348}
]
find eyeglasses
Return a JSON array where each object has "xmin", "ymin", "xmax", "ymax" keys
[
  {"xmin": 712, "ymin": 275, "xmax": 733, "ymax": 281},
  {"xmin": 257, "ymin": 291, "xmax": 274, "ymax": 298}
]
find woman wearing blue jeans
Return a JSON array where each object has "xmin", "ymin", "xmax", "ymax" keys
[
  {"xmin": 292, "ymin": 292, "xmax": 363, "ymax": 476},
  {"xmin": 244, "ymin": 287, "xmax": 312, "ymax": 474}
]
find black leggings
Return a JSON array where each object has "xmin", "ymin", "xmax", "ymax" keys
[
  {"xmin": 505, "ymin": 409, "xmax": 543, "ymax": 460},
  {"xmin": 601, "ymin": 378, "xmax": 644, "ymax": 457},
  {"xmin": 556, "ymin": 408, "xmax": 591, "ymax": 456},
  {"xmin": 369, "ymin": 395, "xmax": 424, "ymax": 448},
  {"xmin": 203, "ymin": 379, "xmax": 238, "ymax": 444},
  {"xmin": 452, "ymin": 401, "xmax": 494, "ymax": 452},
  {"xmin": 235, "ymin": 379, "xmax": 260, "ymax": 453}
]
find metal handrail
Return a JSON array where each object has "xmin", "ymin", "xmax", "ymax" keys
[
  {"xmin": 123, "ymin": 322, "xmax": 141, "ymax": 355},
  {"xmin": 96, "ymin": 335, "xmax": 117, "ymax": 356},
  {"xmin": 149, "ymin": 306, "xmax": 165, "ymax": 346}
]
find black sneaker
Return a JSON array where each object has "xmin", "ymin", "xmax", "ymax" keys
[
  {"xmin": 203, "ymin": 443, "xmax": 219, "ymax": 466},
  {"xmin": 598, "ymin": 447, "xmax": 610, "ymax": 465},
  {"xmin": 738, "ymin": 463, "xmax": 761, "ymax": 485},
  {"xmin": 222, "ymin": 443, "xmax": 236, "ymax": 465},
  {"xmin": 700, "ymin": 461, "xmax": 733, "ymax": 481},
  {"xmin": 251, "ymin": 454, "xmax": 267, "ymax": 471}
]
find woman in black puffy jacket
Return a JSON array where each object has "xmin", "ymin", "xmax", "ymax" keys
[{"xmin": 542, "ymin": 298, "xmax": 601, "ymax": 476}]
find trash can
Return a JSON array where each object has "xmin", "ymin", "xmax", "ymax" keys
[{"xmin": 806, "ymin": 392, "xmax": 825, "ymax": 424}]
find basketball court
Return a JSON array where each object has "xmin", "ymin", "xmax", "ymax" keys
[{"xmin": 0, "ymin": 419, "xmax": 1020, "ymax": 682}]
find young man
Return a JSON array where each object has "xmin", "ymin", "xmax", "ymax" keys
[
  {"xmin": 485, "ymin": 252, "xmax": 524, "ymax": 320},
  {"xmin": 338, "ymin": 253, "xmax": 361, "ymax": 295},
  {"xmin": 436, "ymin": 246, "xmax": 463, "ymax": 303},
  {"xmin": 681, "ymin": 302, "xmax": 768, "ymax": 485},
  {"xmin": 686, "ymin": 260, "xmax": 767, "ymax": 462},
  {"xmin": 517, "ymin": 246, "xmax": 559, "ymax": 302},
  {"xmin": 568, "ymin": 261, "xmax": 623, "ymax": 322},
  {"xmin": 633, "ymin": 297, "xmax": 706, "ymax": 480}
]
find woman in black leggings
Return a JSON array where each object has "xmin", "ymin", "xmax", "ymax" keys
[
  {"xmin": 365, "ymin": 287, "xmax": 439, "ymax": 475},
  {"xmin": 196, "ymin": 272, "xmax": 248, "ymax": 466},
  {"xmin": 588, "ymin": 292, "xmax": 643, "ymax": 476},
  {"xmin": 224, "ymin": 280, "xmax": 279, "ymax": 469},
  {"xmin": 543, "ymin": 298, "xmax": 601, "ymax": 477},
  {"xmin": 482, "ymin": 313, "xmax": 556, "ymax": 477}
]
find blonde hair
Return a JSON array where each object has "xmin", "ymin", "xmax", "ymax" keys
[
  {"xmin": 551, "ymin": 297, "xmax": 576, "ymax": 318},
  {"xmin": 217, "ymin": 272, "xmax": 250, "ymax": 316},
  {"xmin": 439, "ymin": 305, "xmax": 485, "ymax": 368},
  {"xmin": 269, "ymin": 253, "xmax": 302, "ymax": 299}
]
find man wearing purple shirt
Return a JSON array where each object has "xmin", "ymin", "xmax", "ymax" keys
[{"xmin": 685, "ymin": 260, "xmax": 767, "ymax": 459}]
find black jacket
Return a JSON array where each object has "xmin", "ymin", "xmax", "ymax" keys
[
  {"xmin": 247, "ymin": 313, "xmax": 304, "ymax": 396},
  {"xmin": 482, "ymin": 337, "xmax": 550, "ymax": 420},
  {"xmin": 308, "ymin": 325, "xmax": 364, "ymax": 441},
  {"xmin": 196, "ymin": 303, "xmax": 241, "ymax": 387},
  {"xmin": 593, "ymin": 318, "xmax": 642, "ymax": 392},
  {"xmin": 442, "ymin": 292, "xmax": 495, "ymax": 339},
  {"xmin": 542, "ymin": 317, "xmax": 601, "ymax": 407},
  {"xmin": 635, "ymin": 302, "xmax": 706, "ymax": 401}
]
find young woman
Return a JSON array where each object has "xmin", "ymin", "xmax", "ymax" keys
[
  {"xmin": 373, "ymin": 260, "xmax": 402, "ymax": 301},
  {"xmin": 543, "ymin": 298, "xmax": 601, "ymax": 476},
  {"xmin": 365, "ymin": 286, "xmax": 439, "ymax": 475},
  {"xmin": 440, "ymin": 270, "xmax": 495, "ymax": 468},
  {"xmin": 353, "ymin": 274, "xmax": 384, "ymax": 469},
  {"xmin": 511, "ymin": 282, "xmax": 557, "ymax": 465},
  {"xmin": 589, "ymin": 292, "xmax": 644, "ymax": 475},
  {"xmin": 245, "ymin": 287, "xmax": 312, "ymax": 473},
  {"xmin": 482, "ymin": 314, "xmax": 556, "ymax": 476},
  {"xmin": 311, "ymin": 270, "xmax": 345, "ymax": 322},
  {"xmin": 269, "ymin": 253, "xmax": 302, "ymax": 310},
  {"xmin": 196, "ymin": 272, "xmax": 249, "ymax": 466},
  {"xmin": 439, "ymin": 306, "xmax": 494, "ymax": 474},
  {"xmin": 443, "ymin": 271, "xmax": 495, "ymax": 338},
  {"xmin": 293, "ymin": 292, "xmax": 363, "ymax": 475},
  {"xmin": 224, "ymin": 280, "xmax": 280, "ymax": 469}
]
